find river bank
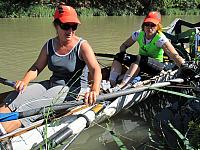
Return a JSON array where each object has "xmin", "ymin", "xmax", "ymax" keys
[{"xmin": 0, "ymin": 2, "xmax": 200, "ymax": 18}]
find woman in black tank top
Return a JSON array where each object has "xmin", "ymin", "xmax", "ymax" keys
[{"xmin": 0, "ymin": 4, "xmax": 102, "ymax": 134}]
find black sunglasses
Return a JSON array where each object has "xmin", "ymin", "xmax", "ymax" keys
[
  {"xmin": 59, "ymin": 23, "xmax": 78, "ymax": 31},
  {"xmin": 144, "ymin": 23, "xmax": 156, "ymax": 27}
]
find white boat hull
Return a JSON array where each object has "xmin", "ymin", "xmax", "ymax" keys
[{"xmin": 0, "ymin": 69, "xmax": 179, "ymax": 149}]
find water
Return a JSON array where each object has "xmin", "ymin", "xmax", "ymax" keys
[
  {"xmin": 61, "ymin": 110, "xmax": 150, "ymax": 150},
  {"xmin": 0, "ymin": 15, "xmax": 199, "ymax": 149}
]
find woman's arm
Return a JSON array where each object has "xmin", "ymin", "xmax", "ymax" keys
[
  {"xmin": 80, "ymin": 40, "xmax": 102, "ymax": 105},
  {"xmin": 15, "ymin": 43, "xmax": 48, "ymax": 92},
  {"xmin": 120, "ymin": 36, "xmax": 136, "ymax": 53},
  {"xmin": 162, "ymin": 41, "xmax": 185, "ymax": 67}
]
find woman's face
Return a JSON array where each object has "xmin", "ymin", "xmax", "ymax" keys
[
  {"xmin": 143, "ymin": 22, "xmax": 158, "ymax": 37},
  {"xmin": 56, "ymin": 22, "xmax": 78, "ymax": 42}
]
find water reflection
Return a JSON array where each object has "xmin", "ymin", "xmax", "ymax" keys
[{"xmin": 62, "ymin": 110, "xmax": 149, "ymax": 150}]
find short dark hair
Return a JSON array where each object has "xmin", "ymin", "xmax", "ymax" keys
[{"xmin": 53, "ymin": 18, "xmax": 61, "ymax": 26}]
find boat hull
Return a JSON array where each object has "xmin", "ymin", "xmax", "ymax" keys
[{"xmin": 0, "ymin": 69, "xmax": 179, "ymax": 150}]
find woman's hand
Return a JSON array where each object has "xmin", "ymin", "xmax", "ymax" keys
[
  {"xmin": 15, "ymin": 80, "xmax": 28, "ymax": 93},
  {"xmin": 84, "ymin": 90, "xmax": 99, "ymax": 106},
  {"xmin": 180, "ymin": 63, "xmax": 197, "ymax": 79}
]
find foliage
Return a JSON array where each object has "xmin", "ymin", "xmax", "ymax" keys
[
  {"xmin": 0, "ymin": 0, "xmax": 200, "ymax": 17},
  {"xmin": 165, "ymin": 8, "xmax": 200, "ymax": 15},
  {"xmin": 26, "ymin": 4, "xmax": 54, "ymax": 17},
  {"xmin": 188, "ymin": 120, "xmax": 200, "ymax": 149},
  {"xmin": 168, "ymin": 123, "xmax": 194, "ymax": 150},
  {"xmin": 76, "ymin": 7, "xmax": 107, "ymax": 16}
]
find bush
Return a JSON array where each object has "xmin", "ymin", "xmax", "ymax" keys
[{"xmin": 26, "ymin": 5, "xmax": 54, "ymax": 17}]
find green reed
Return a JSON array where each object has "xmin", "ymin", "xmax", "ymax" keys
[{"xmin": 148, "ymin": 87, "xmax": 200, "ymax": 149}]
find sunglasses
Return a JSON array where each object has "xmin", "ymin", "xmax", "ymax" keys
[
  {"xmin": 144, "ymin": 23, "xmax": 157, "ymax": 27},
  {"xmin": 59, "ymin": 23, "xmax": 78, "ymax": 31}
]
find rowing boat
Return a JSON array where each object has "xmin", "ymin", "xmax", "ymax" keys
[
  {"xmin": 0, "ymin": 63, "xmax": 183, "ymax": 150},
  {"xmin": 0, "ymin": 18, "xmax": 199, "ymax": 150}
]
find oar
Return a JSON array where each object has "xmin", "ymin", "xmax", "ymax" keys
[
  {"xmin": 0, "ymin": 77, "xmax": 15, "ymax": 87},
  {"xmin": 95, "ymin": 52, "xmax": 115, "ymax": 58},
  {"xmin": 0, "ymin": 78, "xmax": 186, "ymax": 122},
  {"xmin": 96, "ymin": 78, "xmax": 186, "ymax": 101},
  {"xmin": 0, "ymin": 77, "xmax": 39, "ymax": 87},
  {"xmin": 0, "ymin": 101, "xmax": 83, "ymax": 122}
]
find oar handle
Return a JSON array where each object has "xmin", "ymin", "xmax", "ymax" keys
[{"xmin": 0, "ymin": 77, "xmax": 15, "ymax": 87}]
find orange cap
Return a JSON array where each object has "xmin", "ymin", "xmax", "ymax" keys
[
  {"xmin": 143, "ymin": 11, "xmax": 161, "ymax": 25},
  {"xmin": 54, "ymin": 5, "xmax": 81, "ymax": 24}
]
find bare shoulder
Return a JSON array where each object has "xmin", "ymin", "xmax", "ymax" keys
[
  {"xmin": 80, "ymin": 39, "xmax": 93, "ymax": 52},
  {"xmin": 79, "ymin": 39, "xmax": 96, "ymax": 61},
  {"xmin": 162, "ymin": 40, "xmax": 173, "ymax": 47},
  {"xmin": 80, "ymin": 39, "xmax": 90, "ymax": 46},
  {"xmin": 41, "ymin": 37, "xmax": 57, "ymax": 54}
]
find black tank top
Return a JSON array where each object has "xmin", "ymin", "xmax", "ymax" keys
[{"xmin": 47, "ymin": 38, "xmax": 86, "ymax": 87}]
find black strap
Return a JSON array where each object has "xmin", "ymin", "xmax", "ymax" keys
[{"xmin": 77, "ymin": 114, "xmax": 91, "ymax": 128}]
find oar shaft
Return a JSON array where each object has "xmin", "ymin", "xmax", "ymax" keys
[
  {"xmin": 0, "ymin": 77, "xmax": 40, "ymax": 87},
  {"xmin": 0, "ymin": 77, "xmax": 15, "ymax": 87},
  {"xmin": 96, "ymin": 78, "xmax": 185, "ymax": 102},
  {"xmin": 0, "ymin": 101, "xmax": 84, "ymax": 122},
  {"xmin": 18, "ymin": 102, "xmax": 83, "ymax": 119},
  {"xmin": 95, "ymin": 53, "xmax": 115, "ymax": 58}
]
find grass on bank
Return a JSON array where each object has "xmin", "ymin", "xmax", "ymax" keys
[
  {"xmin": 0, "ymin": 4, "xmax": 200, "ymax": 18},
  {"xmin": 165, "ymin": 8, "xmax": 200, "ymax": 15}
]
